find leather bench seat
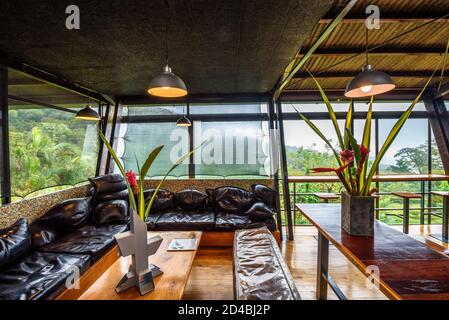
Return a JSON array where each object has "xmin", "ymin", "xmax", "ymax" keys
[
  {"xmin": 215, "ymin": 212, "xmax": 277, "ymax": 231},
  {"xmin": 39, "ymin": 224, "xmax": 127, "ymax": 262},
  {"xmin": 234, "ymin": 227, "xmax": 300, "ymax": 300},
  {"xmin": 154, "ymin": 210, "xmax": 216, "ymax": 231},
  {"xmin": 0, "ymin": 251, "xmax": 90, "ymax": 300}
]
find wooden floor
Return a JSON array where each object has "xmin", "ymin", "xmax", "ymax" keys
[{"xmin": 183, "ymin": 224, "xmax": 449, "ymax": 300}]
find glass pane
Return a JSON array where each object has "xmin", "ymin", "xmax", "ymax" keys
[
  {"xmin": 9, "ymin": 105, "xmax": 98, "ymax": 200},
  {"xmin": 378, "ymin": 119, "xmax": 429, "ymax": 174},
  {"xmin": 282, "ymin": 101, "xmax": 349, "ymax": 113},
  {"xmin": 354, "ymin": 101, "xmax": 426, "ymax": 112},
  {"xmin": 193, "ymin": 121, "xmax": 269, "ymax": 178},
  {"xmin": 126, "ymin": 104, "xmax": 186, "ymax": 116},
  {"xmin": 190, "ymin": 103, "xmax": 265, "ymax": 114},
  {"xmin": 117, "ymin": 122, "xmax": 189, "ymax": 178},
  {"xmin": 284, "ymin": 119, "xmax": 344, "ymax": 175}
]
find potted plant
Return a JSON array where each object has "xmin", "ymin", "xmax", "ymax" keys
[
  {"xmin": 297, "ymin": 72, "xmax": 435, "ymax": 236},
  {"xmin": 97, "ymin": 129, "xmax": 202, "ymax": 294}
]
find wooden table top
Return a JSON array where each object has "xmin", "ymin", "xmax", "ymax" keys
[
  {"xmin": 296, "ymin": 203, "xmax": 449, "ymax": 300},
  {"xmin": 392, "ymin": 192, "xmax": 422, "ymax": 199},
  {"xmin": 78, "ymin": 231, "xmax": 202, "ymax": 300},
  {"xmin": 289, "ymin": 174, "xmax": 449, "ymax": 183}
]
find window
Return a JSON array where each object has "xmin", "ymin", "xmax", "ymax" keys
[{"xmin": 8, "ymin": 104, "xmax": 98, "ymax": 200}]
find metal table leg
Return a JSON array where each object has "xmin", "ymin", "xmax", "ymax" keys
[
  {"xmin": 316, "ymin": 232, "xmax": 329, "ymax": 300},
  {"xmin": 443, "ymin": 197, "xmax": 449, "ymax": 241},
  {"xmin": 403, "ymin": 198, "xmax": 410, "ymax": 234}
]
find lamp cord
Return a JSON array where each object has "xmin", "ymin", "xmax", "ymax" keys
[
  {"xmin": 164, "ymin": 0, "xmax": 170, "ymax": 65},
  {"xmin": 364, "ymin": 0, "xmax": 369, "ymax": 66}
]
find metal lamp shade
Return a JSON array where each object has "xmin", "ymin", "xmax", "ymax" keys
[
  {"xmin": 176, "ymin": 115, "xmax": 192, "ymax": 127},
  {"xmin": 345, "ymin": 65, "xmax": 395, "ymax": 98},
  {"xmin": 75, "ymin": 105, "xmax": 100, "ymax": 121},
  {"xmin": 148, "ymin": 65, "xmax": 188, "ymax": 98}
]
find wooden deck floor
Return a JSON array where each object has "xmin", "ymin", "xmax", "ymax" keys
[{"xmin": 183, "ymin": 224, "xmax": 449, "ymax": 300}]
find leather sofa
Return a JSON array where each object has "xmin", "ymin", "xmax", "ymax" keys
[
  {"xmin": 0, "ymin": 175, "xmax": 130, "ymax": 300},
  {"xmin": 145, "ymin": 185, "xmax": 278, "ymax": 232},
  {"xmin": 233, "ymin": 227, "xmax": 301, "ymax": 300}
]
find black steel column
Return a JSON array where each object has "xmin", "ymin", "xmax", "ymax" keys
[
  {"xmin": 267, "ymin": 98, "xmax": 283, "ymax": 240},
  {"xmin": 276, "ymin": 99, "xmax": 294, "ymax": 240},
  {"xmin": 95, "ymin": 102, "xmax": 110, "ymax": 176},
  {"xmin": 187, "ymin": 103, "xmax": 195, "ymax": 178},
  {"xmin": 0, "ymin": 68, "xmax": 10, "ymax": 204},
  {"xmin": 105, "ymin": 97, "xmax": 121, "ymax": 174}
]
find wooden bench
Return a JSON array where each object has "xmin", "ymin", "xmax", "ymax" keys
[{"xmin": 233, "ymin": 227, "xmax": 300, "ymax": 300}]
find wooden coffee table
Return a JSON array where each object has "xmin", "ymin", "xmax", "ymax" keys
[{"xmin": 76, "ymin": 231, "xmax": 202, "ymax": 300}]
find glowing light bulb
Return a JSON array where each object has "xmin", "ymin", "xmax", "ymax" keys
[
  {"xmin": 361, "ymin": 85, "xmax": 373, "ymax": 93},
  {"xmin": 162, "ymin": 86, "xmax": 170, "ymax": 90}
]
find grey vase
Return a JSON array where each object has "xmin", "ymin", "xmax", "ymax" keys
[{"xmin": 341, "ymin": 192, "xmax": 375, "ymax": 237}]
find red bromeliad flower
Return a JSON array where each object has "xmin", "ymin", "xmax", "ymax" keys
[
  {"xmin": 311, "ymin": 163, "xmax": 349, "ymax": 175},
  {"xmin": 359, "ymin": 144, "xmax": 369, "ymax": 166},
  {"xmin": 339, "ymin": 149, "xmax": 354, "ymax": 164},
  {"xmin": 125, "ymin": 170, "xmax": 138, "ymax": 193}
]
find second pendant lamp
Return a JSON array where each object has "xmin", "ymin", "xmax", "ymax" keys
[
  {"xmin": 148, "ymin": 0, "xmax": 188, "ymax": 98},
  {"xmin": 345, "ymin": 10, "xmax": 395, "ymax": 98}
]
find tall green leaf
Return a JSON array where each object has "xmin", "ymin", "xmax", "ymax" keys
[
  {"xmin": 359, "ymin": 96, "xmax": 373, "ymax": 190},
  {"xmin": 362, "ymin": 71, "xmax": 437, "ymax": 195},
  {"xmin": 140, "ymin": 145, "xmax": 164, "ymax": 179},
  {"xmin": 309, "ymin": 71, "xmax": 344, "ymax": 149},
  {"xmin": 344, "ymin": 101, "xmax": 354, "ymax": 150}
]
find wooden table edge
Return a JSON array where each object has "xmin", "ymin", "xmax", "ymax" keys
[{"xmin": 295, "ymin": 204, "xmax": 402, "ymax": 301}]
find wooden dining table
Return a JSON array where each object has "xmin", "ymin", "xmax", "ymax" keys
[
  {"xmin": 289, "ymin": 174, "xmax": 449, "ymax": 183},
  {"xmin": 297, "ymin": 203, "xmax": 449, "ymax": 300}
]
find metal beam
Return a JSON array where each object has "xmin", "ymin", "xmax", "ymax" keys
[
  {"xmin": 7, "ymin": 95, "xmax": 77, "ymax": 114},
  {"xmin": 272, "ymin": 0, "xmax": 358, "ymax": 99},
  {"xmin": 293, "ymin": 71, "xmax": 446, "ymax": 80},
  {"xmin": 300, "ymin": 47, "xmax": 447, "ymax": 57},
  {"xmin": 423, "ymin": 88, "xmax": 449, "ymax": 174},
  {"xmin": 0, "ymin": 53, "xmax": 111, "ymax": 105},
  {"xmin": 105, "ymin": 97, "xmax": 121, "ymax": 174},
  {"xmin": 120, "ymin": 93, "xmax": 269, "ymax": 105},
  {"xmin": 319, "ymin": 15, "xmax": 449, "ymax": 24},
  {"xmin": 0, "ymin": 68, "xmax": 11, "ymax": 204}
]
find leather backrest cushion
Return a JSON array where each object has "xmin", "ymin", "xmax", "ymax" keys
[
  {"xmin": 252, "ymin": 184, "xmax": 276, "ymax": 207},
  {"xmin": 245, "ymin": 202, "xmax": 276, "ymax": 221},
  {"xmin": 175, "ymin": 189, "xmax": 208, "ymax": 210},
  {"xmin": 144, "ymin": 189, "xmax": 176, "ymax": 212},
  {"xmin": 0, "ymin": 218, "xmax": 31, "ymax": 269},
  {"xmin": 89, "ymin": 174, "xmax": 127, "ymax": 195},
  {"xmin": 29, "ymin": 223, "xmax": 58, "ymax": 249},
  {"xmin": 93, "ymin": 200, "xmax": 129, "ymax": 225},
  {"xmin": 38, "ymin": 197, "xmax": 91, "ymax": 233},
  {"xmin": 93, "ymin": 189, "xmax": 129, "ymax": 203},
  {"xmin": 208, "ymin": 186, "xmax": 255, "ymax": 214}
]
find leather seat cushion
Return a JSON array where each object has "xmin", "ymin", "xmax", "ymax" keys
[
  {"xmin": 29, "ymin": 223, "xmax": 58, "ymax": 249},
  {"xmin": 0, "ymin": 218, "xmax": 31, "ymax": 270},
  {"xmin": 93, "ymin": 189, "xmax": 129, "ymax": 202},
  {"xmin": 144, "ymin": 189, "xmax": 176, "ymax": 212},
  {"xmin": 146, "ymin": 212, "xmax": 164, "ymax": 230},
  {"xmin": 0, "ymin": 251, "xmax": 90, "ymax": 300},
  {"xmin": 207, "ymin": 186, "xmax": 255, "ymax": 214},
  {"xmin": 215, "ymin": 212, "xmax": 276, "ymax": 231},
  {"xmin": 245, "ymin": 202, "xmax": 276, "ymax": 221},
  {"xmin": 252, "ymin": 184, "xmax": 276, "ymax": 207},
  {"xmin": 175, "ymin": 189, "xmax": 208, "ymax": 210},
  {"xmin": 89, "ymin": 173, "xmax": 127, "ymax": 194},
  {"xmin": 39, "ymin": 224, "xmax": 127, "ymax": 262},
  {"xmin": 155, "ymin": 210, "xmax": 215, "ymax": 231},
  {"xmin": 37, "ymin": 197, "xmax": 91, "ymax": 233},
  {"xmin": 92, "ymin": 200, "xmax": 129, "ymax": 225}
]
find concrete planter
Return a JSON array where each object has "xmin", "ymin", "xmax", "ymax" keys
[{"xmin": 341, "ymin": 192, "xmax": 374, "ymax": 237}]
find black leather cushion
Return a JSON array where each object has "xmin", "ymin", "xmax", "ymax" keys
[
  {"xmin": 39, "ymin": 224, "xmax": 127, "ymax": 262},
  {"xmin": 93, "ymin": 189, "xmax": 129, "ymax": 202},
  {"xmin": 207, "ymin": 186, "xmax": 255, "ymax": 214},
  {"xmin": 252, "ymin": 184, "xmax": 276, "ymax": 207},
  {"xmin": 144, "ymin": 189, "xmax": 176, "ymax": 212},
  {"xmin": 37, "ymin": 197, "xmax": 91, "ymax": 233},
  {"xmin": 245, "ymin": 202, "xmax": 275, "ymax": 221},
  {"xmin": 89, "ymin": 173, "xmax": 127, "ymax": 194},
  {"xmin": 0, "ymin": 251, "xmax": 90, "ymax": 300},
  {"xmin": 92, "ymin": 200, "xmax": 129, "ymax": 225},
  {"xmin": 0, "ymin": 218, "xmax": 31, "ymax": 270},
  {"xmin": 155, "ymin": 210, "xmax": 215, "ymax": 231},
  {"xmin": 215, "ymin": 212, "xmax": 277, "ymax": 231},
  {"xmin": 175, "ymin": 189, "xmax": 208, "ymax": 210},
  {"xmin": 145, "ymin": 212, "xmax": 164, "ymax": 230},
  {"xmin": 29, "ymin": 223, "xmax": 58, "ymax": 249}
]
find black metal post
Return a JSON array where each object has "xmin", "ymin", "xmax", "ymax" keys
[
  {"xmin": 95, "ymin": 102, "xmax": 110, "ymax": 177},
  {"xmin": 403, "ymin": 198, "xmax": 410, "ymax": 234},
  {"xmin": 187, "ymin": 103, "xmax": 195, "ymax": 178},
  {"xmin": 443, "ymin": 197, "xmax": 449, "ymax": 241},
  {"xmin": 276, "ymin": 99, "xmax": 294, "ymax": 240},
  {"xmin": 105, "ymin": 97, "xmax": 120, "ymax": 174},
  {"xmin": 0, "ymin": 68, "xmax": 10, "ymax": 205}
]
